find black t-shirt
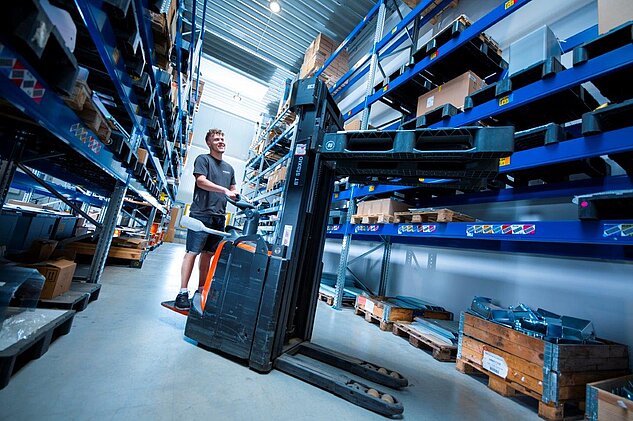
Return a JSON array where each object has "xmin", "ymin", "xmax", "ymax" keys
[{"xmin": 189, "ymin": 154, "xmax": 236, "ymax": 217}]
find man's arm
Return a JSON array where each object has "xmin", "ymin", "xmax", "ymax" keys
[{"xmin": 195, "ymin": 174, "xmax": 238, "ymax": 199}]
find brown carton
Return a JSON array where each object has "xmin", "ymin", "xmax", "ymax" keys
[
  {"xmin": 416, "ymin": 71, "xmax": 484, "ymax": 117},
  {"xmin": 357, "ymin": 198, "xmax": 410, "ymax": 216},
  {"xmin": 598, "ymin": 0, "xmax": 633, "ymax": 34},
  {"xmin": 28, "ymin": 239, "xmax": 58, "ymax": 262},
  {"xmin": 27, "ymin": 259, "xmax": 77, "ymax": 299},
  {"xmin": 137, "ymin": 147, "xmax": 149, "ymax": 166}
]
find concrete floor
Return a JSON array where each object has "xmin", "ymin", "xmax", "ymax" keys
[{"xmin": 0, "ymin": 243, "xmax": 540, "ymax": 420}]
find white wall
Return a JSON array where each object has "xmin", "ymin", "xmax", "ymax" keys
[{"xmin": 176, "ymin": 103, "xmax": 254, "ymax": 206}]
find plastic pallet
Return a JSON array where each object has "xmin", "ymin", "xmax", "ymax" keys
[
  {"xmin": 38, "ymin": 290, "xmax": 91, "ymax": 312},
  {"xmin": 0, "ymin": 308, "xmax": 75, "ymax": 389},
  {"xmin": 70, "ymin": 282, "xmax": 102, "ymax": 303}
]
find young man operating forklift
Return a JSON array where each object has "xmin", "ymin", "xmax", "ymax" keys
[{"xmin": 174, "ymin": 128, "xmax": 238, "ymax": 310}]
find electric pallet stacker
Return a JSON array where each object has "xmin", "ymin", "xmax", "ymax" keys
[{"xmin": 164, "ymin": 77, "xmax": 515, "ymax": 416}]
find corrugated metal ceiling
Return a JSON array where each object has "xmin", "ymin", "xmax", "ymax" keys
[{"xmin": 184, "ymin": 0, "xmax": 379, "ymax": 115}]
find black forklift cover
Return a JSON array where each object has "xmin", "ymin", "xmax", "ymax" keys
[{"xmin": 182, "ymin": 77, "xmax": 514, "ymax": 416}]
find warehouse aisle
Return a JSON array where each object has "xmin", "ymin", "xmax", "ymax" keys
[{"xmin": 0, "ymin": 244, "xmax": 539, "ymax": 420}]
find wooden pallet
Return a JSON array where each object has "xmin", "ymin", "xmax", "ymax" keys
[
  {"xmin": 350, "ymin": 214, "xmax": 394, "ymax": 224},
  {"xmin": 39, "ymin": 290, "xmax": 91, "ymax": 312},
  {"xmin": 318, "ymin": 292, "xmax": 334, "ymax": 306},
  {"xmin": 354, "ymin": 306, "xmax": 392, "ymax": 331},
  {"xmin": 456, "ymin": 358, "xmax": 583, "ymax": 420},
  {"xmin": 393, "ymin": 209, "xmax": 476, "ymax": 223},
  {"xmin": 392, "ymin": 322, "xmax": 457, "ymax": 362},
  {"xmin": 66, "ymin": 242, "xmax": 147, "ymax": 268},
  {"xmin": 0, "ymin": 308, "xmax": 75, "ymax": 389}
]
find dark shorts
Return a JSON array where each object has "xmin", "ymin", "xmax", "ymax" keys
[{"xmin": 185, "ymin": 214, "xmax": 226, "ymax": 254}]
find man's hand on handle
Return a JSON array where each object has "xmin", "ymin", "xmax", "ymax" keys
[{"xmin": 225, "ymin": 188, "xmax": 238, "ymax": 200}]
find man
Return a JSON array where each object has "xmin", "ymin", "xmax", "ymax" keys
[{"xmin": 175, "ymin": 128, "xmax": 238, "ymax": 309}]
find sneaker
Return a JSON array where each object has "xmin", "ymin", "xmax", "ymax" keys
[{"xmin": 174, "ymin": 292, "xmax": 190, "ymax": 309}]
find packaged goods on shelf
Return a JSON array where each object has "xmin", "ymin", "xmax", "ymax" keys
[
  {"xmin": 300, "ymin": 33, "xmax": 349, "ymax": 88},
  {"xmin": 356, "ymin": 198, "xmax": 410, "ymax": 217},
  {"xmin": 598, "ymin": 0, "xmax": 633, "ymax": 34},
  {"xmin": 416, "ymin": 71, "xmax": 484, "ymax": 117}
]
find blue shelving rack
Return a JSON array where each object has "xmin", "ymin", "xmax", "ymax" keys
[
  {"xmin": 0, "ymin": 0, "xmax": 206, "ymax": 282},
  {"xmin": 309, "ymin": 2, "xmax": 633, "ymax": 308}
]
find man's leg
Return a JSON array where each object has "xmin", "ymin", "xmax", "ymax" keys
[
  {"xmin": 180, "ymin": 252, "xmax": 197, "ymax": 289},
  {"xmin": 198, "ymin": 251, "xmax": 212, "ymax": 291}
]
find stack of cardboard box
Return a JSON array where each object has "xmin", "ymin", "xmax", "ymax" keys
[{"xmin": 299, "ymin": 33, "xmax": 349, "ymax": 88}]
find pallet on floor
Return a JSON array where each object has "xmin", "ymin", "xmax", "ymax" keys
[
  {"xmin": 0, "ymin": 308, "xmax": 75, "ymax": 390},
  {"xmin": 354, "ymin": 305, "xmax": 393, "ymax": 331},
  {"xmin": 70, "ymin": 282, "xmax": 102, "ymax": 303},
  {"xmin": 38, "ymin": 290, "xmax": 90, "ymax": 312},
  {"xmin": 318, "ymin": 291, "xmax": 334, "ymax": 306},
  {"xmin": 392, "ymin": 322, "xmax": 457, "ymax": 362},
  {"xmin": 456, "ymin": 358, "xmax": 583, "ymax": 420},
  {"xmin": 394, "ymin": 209, "xmax": 476, "ymax": 223},
  {"xmin": 457, "ymin": 311, "xmax": 629, "ymax": 420}
]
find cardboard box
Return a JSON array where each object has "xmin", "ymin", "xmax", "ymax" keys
[
  {"xmin": 586, "ymin": 374, "xmax": 633, "ymax": 420},
  {"xmin": 28, "ymin": 239, "xmax": 58, "ymax": 261},
  {"xmin": 165, "ymin": 206, "xmax": 180, "ymax": 243},
  {"xmin": 598, "ymin": 0, "xmax": 633, "ymax": 34},
  {"xmin": 137, "ymin": 147, "xmax": 149, "ymax": 165},
  {"xmin": 27, "ymin": 259, "xmax": 77, "ymax": 299},
  {"xmin": 416, "ymin": 71, "xmax": 484, "ymax": 116},
  {"xmin": 356, "ymin": 198, "xmax": 410, "ymax": 216},
  {"xmin": 343, "ymin": 119, "xmax": 374, "ymax": 131}
]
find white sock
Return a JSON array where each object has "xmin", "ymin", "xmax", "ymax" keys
[{"xmin": 180, "ymin": 288, "xmax": 188, "ymax": 294}]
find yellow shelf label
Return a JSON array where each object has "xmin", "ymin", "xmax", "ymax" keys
[
  {"xmin": 368, "ymin": 185, "xmax": 375, "ymax": 192},
  {"xmin": 499, "ymin": 157, "xmax": 511, "ymax": 166},
  {"xmin": 499, "ymin": 96, "xmax": 511, "ymax": 107},
  {"xmin": 505, "ymin": 0, "xmax": 516, "ymax": 9}
]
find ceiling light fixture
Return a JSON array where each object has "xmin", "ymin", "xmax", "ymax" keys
[
  {"xmin": 269, "ymin": 0, "xmax": 281, "ymax": 13},
  {"xmin": 233, "ymin": 93, "xmax": 242, "ymax": 102}
]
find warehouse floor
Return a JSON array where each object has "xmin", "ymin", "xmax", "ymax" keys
[{"xmin": 0, "ymin": 243, "xmax": 540, "ymax": 420}]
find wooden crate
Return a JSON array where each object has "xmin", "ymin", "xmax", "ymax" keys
[
  {"xmin": 457, "ymin": 312, "xmax": 629, "ymax": 420},
  {"xmin": 586, "ymin": 374, "xmax": 633, "ymax": 421}
]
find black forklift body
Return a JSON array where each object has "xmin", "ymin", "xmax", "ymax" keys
[{"xmin": 182, "ymin": 77, "xmax": 515, "ymax": 416}]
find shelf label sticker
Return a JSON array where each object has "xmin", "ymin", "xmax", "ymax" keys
[
  {"xmin": 327, "ymin": 225, "xmax": 341, "ymax": 232},
  {"xmin": 483, "ymin": 351, "xmax": 508, "ymax": 378},
  {"xmin": 383, "ymin": 85, "xmax": 389, "ymax": 92},
  {"xmin": 603, "ymin": 224, "xmax": 633, "ymax": 237},
  {"xmin": 295, "ymin": 144, "xmax": 307, "ymax": 156},
  {"xmin": 505, "ymin": 0, "xmax": 516, "ymax": 9},
  {"xmin": 499, "ymin": 156, "xmax": 511, "ymax": 166},
  {"xmin": 112, "ymin": 48, "xmax": 120, "ymax": 64},
  {"xmin": 355, "ymin": 225, "xmax": 380, "ymax": 233},
  {"xmin": 365, "ymin": 300, "xmax": 375, "ymax": 314},
  {"xmin": 368, "ymin": 185, "xmax": 375, "ymax": 192},
  {"xmin": 0, "ymin": 47, "xmax": 46, "ymax": 104},
  {"xmin": 282, "ymin": 225, "xmax": 293, "ymax": 246},
  {"xmin": 467, "ymin": 224, "xmax": 536, "ymax": 236},
  {"xmin": 333, "ymin": 192, "xmax": 339, "ymax": 199},
  {"xmin": 430, "ymin": 50, "xmax": 439, "ymax": 60},
  {"xmin": 398, "ymin": 224, "xmax": 436, "ymax": 234},
  {"xmin": 499, "ymin": 95, "xmax": 513, "ymax": 107},
  {"xmin": 70, "ymin": 123, "xmax": 102, "ymax": 154}
]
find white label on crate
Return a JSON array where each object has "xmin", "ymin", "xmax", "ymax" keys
[
  {"xmin": 282, "ymin": 225, "xmax": 293, "ymax": 246},
  {"xmin": 365, "ymin": 300, "xmax": 375, "ymax": 314},
  {"xmin": 482, "ymin": 350, "xmax": 508, "ymax": 378},
  {"xmin": 295, "ymin": 144, "xmax": 307, "ymax": 156},
  {"xmin": 426, "ymin": 96, "xmax": 435, "ymax": 108}
]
